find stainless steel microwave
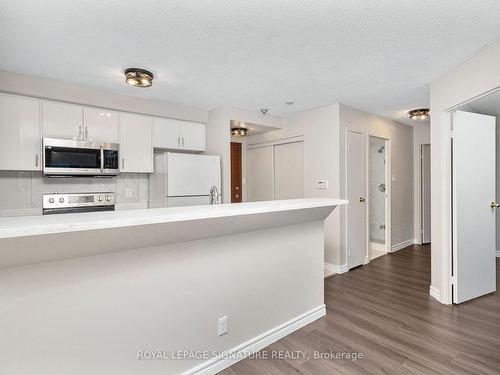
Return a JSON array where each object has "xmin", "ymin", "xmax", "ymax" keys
[{"xmin": 43, "ymin": 138, "xmax": 119, "ymax": 176}]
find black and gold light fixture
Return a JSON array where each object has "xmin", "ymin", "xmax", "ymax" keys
[
  {"xmin": 231, "ymin": 127, "xmax": 248, "ymax": 137},
  {"xmin": 408, "ymin": 108, "xmax": 430, "ymax": 120},
  {"xmin": 124, "ymin": 68, "xmax": 154, "ymax": 88}
]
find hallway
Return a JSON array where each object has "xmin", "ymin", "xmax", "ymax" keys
[{"xmin": 222, "ymin": 245, "xmax": 500, "ymax": 374}]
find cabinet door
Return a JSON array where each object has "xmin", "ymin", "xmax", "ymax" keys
[
  {"xmin": 180, "ymin": 122, "xmax": 205, "ymax": 151},
  {"xmin": 119, "ymin": 113, "xmax": 153, "ymax": 173},
  {"xmin": 0, "ymin": 94, "xmax": 41, "ymax": 171},
  {"xmin": 83, "ymin": 107, "xmax": 118, "ymax": 143},
  {"xmin": 42, "ymin": 101, "xmax": 82, "ymax": 139},
  {"xmin": 152, "ymin": 117, "xmax": 180, "ymax": 149}
]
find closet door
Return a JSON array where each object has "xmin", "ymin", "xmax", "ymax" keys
[
  {"xmin": 246, "ymin": 146, "xmax": 274, "ymax": 202},
  {"xmin": 274, "ymin": 141, "xmax": 304, "ymax": 199}
]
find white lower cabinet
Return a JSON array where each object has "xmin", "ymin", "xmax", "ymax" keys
[
  {"xmin": 119, "ymin": 113, "xmax": 153, "ymax": 173},
  {"xmin": 0, "ymin": 94, "xmax": 41, "ymax": 171}
]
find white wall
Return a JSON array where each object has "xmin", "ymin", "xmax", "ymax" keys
[
  {"xmin": 339, "ymin": 104, "xmax": 414, "ymax": 265},
  {"xmin": 0, "ymin": 71, "xmax": 208, "ymax": 123},
  {"xmin": 413, "ymin": 123, "xmax": 430, "ymax": 244},
  {"xmin": 430, "ymin": 40, "xmax": 500, "ymax": 304}
]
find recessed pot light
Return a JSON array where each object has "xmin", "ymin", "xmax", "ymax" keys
[
  {"xmin": 408, "ymin": 108, "xmax": 430, "ymax": 120},
  {"xmin": 124, "ymin": 68, "xmax": 154, "ymax": 88}
]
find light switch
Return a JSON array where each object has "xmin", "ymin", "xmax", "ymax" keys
[{"xmin": 316, "ymin": 179, "xmax": 328, "ymax": 190}]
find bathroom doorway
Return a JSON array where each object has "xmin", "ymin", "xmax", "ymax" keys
[{"xmin": 368, "ymin": 136, "xmax": 390, "ymax": 260}]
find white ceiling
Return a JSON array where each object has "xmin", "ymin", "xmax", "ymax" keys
[{"xmin": 1, "ymin": 1, "xmax": 500, "ymax": 125}]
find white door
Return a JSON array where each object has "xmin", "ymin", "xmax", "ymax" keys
[
  {"xmin": 274, "ymin": 141, "xmax": 304, "ymax": 199},
  {"xmin": 180, "ymin": 122, "xmax": 205, "ymax": 151},
  {"xmin": 83, "ymin": 107, "xmax": 118, "ymax": 143},
  {"xmin": 452, "ymin": 111, "xmax": 496, "ymax": 303},
  {"xmin": 42, "ymin": 101, "xmax": 82, "ymax": 139},
  {"xmin": 347, "ymin": 131, "xmax": 366, "ymax": 269},
  {"xmin": 247, "ymin": 146, "xmax": 274, "ymax": 202},
  {"xmin": 0, "ymin": 94, "xmax": 41, "ymax": 171},
  {"xmin": 421, "ymin": 144, "xmax": 431, "ymax": 244},
  {"xmin": 152, "ymin": 117, "xmax": 180, "ymax": 149},
  {"xmin": 119, "ymin": 113, "xmax": 153, "ymax": 173}
]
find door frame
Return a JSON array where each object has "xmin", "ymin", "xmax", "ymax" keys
[
  {"xmin": 345, "ymin": 131, "xmax": 392, "ymax": 269},
  {"xmin": 367, "ymin": 136, "xmax": 392, "ymax": 256}
]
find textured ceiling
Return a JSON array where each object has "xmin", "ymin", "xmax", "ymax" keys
[{"xmin": 1, "ymin": 0, "xmax": 500, "ymax": 125}]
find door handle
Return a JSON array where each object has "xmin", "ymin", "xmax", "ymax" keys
[
  {"xmin": 490, "ymin": 201, "xmax": 500, "ymax": 208},
  {"xmin": 35, "ymin": 154, "xmax": 39, "ymax": 168},
  {"xmin": 359, "ymin": 197, "xmax": 365, "ymax": 203}
]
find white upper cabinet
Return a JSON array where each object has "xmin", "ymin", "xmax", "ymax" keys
[
  {"xmin": 180, "ymin": 122, "xmax": 205, "ymax": 151},
  {"xmin": 83, "ymin": 107, "xmax": 118, "ymax": 143},
  {"xmin": 0, "ymin": 94, "xmax": 41, "ymax": 171},
  {"xmin": 119, "ymin": 113, "xmax": 153, "ymax": 173},
  {"xmin": 152, "ymin": 118, "xmax": 180, "ymax": 149},
  {"xmin": 152, "ymin": 118, "xmax": 205, "ymax": 151},
  {"xmin": 42, "ymin": 101, "xmax": 83, "ymax": 139}
]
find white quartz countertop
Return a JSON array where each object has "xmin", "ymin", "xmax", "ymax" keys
[{"xmin": 0, "ymin": 198, "xmax": 347, "ymax": 239}]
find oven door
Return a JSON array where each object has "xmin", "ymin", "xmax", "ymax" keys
[{"xmin": 43, "ymin": 138, "xmax": 102, "ymax": 176}]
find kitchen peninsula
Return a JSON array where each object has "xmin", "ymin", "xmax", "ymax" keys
[{"xmin": 0, "ymin": 198, "xmax": 346, "ymax": 375}]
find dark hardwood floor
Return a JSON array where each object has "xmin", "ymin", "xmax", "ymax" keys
[{"xmin": 221, "ymin": 245, "xmax": 500, "ymax": 374}]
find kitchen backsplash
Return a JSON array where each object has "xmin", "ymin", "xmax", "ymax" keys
[{"xmin": 0, "ymin": 172, "xmax": 149, "ymax": 217}]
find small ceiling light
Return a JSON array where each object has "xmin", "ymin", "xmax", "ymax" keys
[
  {"xmin": 408, "ymin": 108, "xmax": 430, "ymax": 120},
  {"xmin": 124, "ymin": 68, "xmax": 154, "ymax": 88},
  {"xmin": 285, "ymin": 101, "xmax": 295, "ymax": 105},
  {"xmin": 231, "ymin": 127, "xmax": 248, "ymax": 137}
]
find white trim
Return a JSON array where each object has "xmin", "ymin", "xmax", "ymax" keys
[
  {"xmin": 391, "ymin": 239, "xmax": 414, "ymax": 252},
  {"xmin": 185, "ymin": 305, "xmax": 326, "ymax": 375},
  {"xmin": 338, "ymin": 264, "xmax": 349, "ymax": 274},
  {"xmin": 324, "ymin": 262, "xmax": 339, "ymax": 277},
  {"xmin": 429, "ymin": 285, "xmax": 441, "ymax": 302},
  {"xmin": 369, "ymin": 241, "xmax": 386, "ymax": 253},
  {"xmin": 363, "ymin": 255, "xmax": 369, "ymax": 265},
  {"xmin": 496, "ymin": 251, "xmax": 500, "ymax": 258},
  {"xmin": 246, "ymin": 135, "xmax": 304, "ymax": 149}
]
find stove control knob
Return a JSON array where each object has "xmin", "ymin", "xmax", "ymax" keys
[
  {"xmin": 98, "ymin": 196, "xmax": 103, "ymax": 202},
  {"xmin": 106, "ymin": 195, "xmax": 111, "ymax": 202},
  {"xmin": 48, "ymin": 198, "xmax": 55, "ymax": 204},
  {"xmin": 59, "ymin": 197, "xmax": 65, "ymax": 203}
]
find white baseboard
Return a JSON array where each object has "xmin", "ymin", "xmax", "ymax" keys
[
  {"xmin": 338, "ymin": 264, "xmax": 348, "ymax": 274},
  {"xmin": 324, "ymin": 262, "xmax": 338, "ymax": 277},
  {"xmin": 496, "ymin": 251, "xmax": 500, "ymax": 258},
  {"xmin": 429, "ymin": 285, "xmax": 441, "ymax": 302},
  {"xmin": 363, "ymin": 255, "xmax": 369, "ymax": 265},
  {"xmin": 369, "ymin": 241, "xmax": 386, "ymax": 253},
  {"xmin": 391, "ymin": 239, "xmax": 415, "ymax": 252},
  {"xmin": 186, "ymin": 305, "xmax": 326, "ymax": 375}
]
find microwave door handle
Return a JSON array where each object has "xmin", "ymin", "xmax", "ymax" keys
[{"xmin": 100, "ymin": 146, "xmax": 104, "ymax": 173}]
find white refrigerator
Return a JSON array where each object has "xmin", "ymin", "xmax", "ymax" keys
[{"xmin": 149, "ymin": 152, "xmax": 222, "ymax": 208}]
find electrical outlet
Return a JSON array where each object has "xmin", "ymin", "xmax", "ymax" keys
[
  {"xmin": 218, "ymin": 316, "xmax": 228, "ymax": 336},
  {"xmin": 126, "ymin": 188, "xmax": 133, "ymax": 198},
  {"xmin": 316, "ymin": 179, "xmax": 328, "ymax": 190}
]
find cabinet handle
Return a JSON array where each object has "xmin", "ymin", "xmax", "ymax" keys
[
  {"xmin": 84, "ymin": 126, "xmax": 89, "ymax": 140},
  {"xmin": 78, "ymin": 125, "xmax": 82, "ymax": 140},
  {"xmin": 122, "ymin": 158, "xmax": 125, "ymax": 170},
  {"xmin": 35, "ymin": 154, "xmax": 39, "ymax": 168},
  {"xmin": 177, "ymin": 136, "xmax": 180, "ymax": 147},
  {"xmin": 182, "ymin": 137, "xmax": 184, "ymax": 147}
]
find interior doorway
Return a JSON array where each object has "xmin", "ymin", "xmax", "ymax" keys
[{"xmin": 368, "ymin": 136, "xmax": 389, "ymax": 260}]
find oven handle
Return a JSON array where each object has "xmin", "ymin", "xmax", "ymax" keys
[{"xmin": 100, "ymin": 145, "xmax": 104, "ymax": 174}]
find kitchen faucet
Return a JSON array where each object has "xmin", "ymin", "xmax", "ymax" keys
[{"xmin": 209, "ymin": 186, "xmax": 219, "ymax": 205}]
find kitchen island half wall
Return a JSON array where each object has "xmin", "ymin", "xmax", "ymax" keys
[{"xmin": 0, "ymin": 198, "xmax": 346, "ymax": 375}]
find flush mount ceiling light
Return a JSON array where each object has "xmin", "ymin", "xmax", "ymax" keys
[
  {"xmin": 124, "ymin": 68, "xmax": 154, "ymax": 88},
  {"xmin": 408, "ymin": 108, "xmax": 430, "ymax": 120},
  {"xmin": 231, "ymin": 127, "xmax": 248, "ymax": 137}
]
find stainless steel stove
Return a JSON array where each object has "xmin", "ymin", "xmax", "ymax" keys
[{"xmin": 42, "ymin": 192, "xmax": 115, "ymax": 215}]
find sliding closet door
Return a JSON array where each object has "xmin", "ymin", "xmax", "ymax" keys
[
  {"xmin": 274, "ymin": 141, "xmax": 304, "ymax": 199},
  {"xmin": 246, "ymin": 146, "xmax": 274, "ymax": 202}
]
